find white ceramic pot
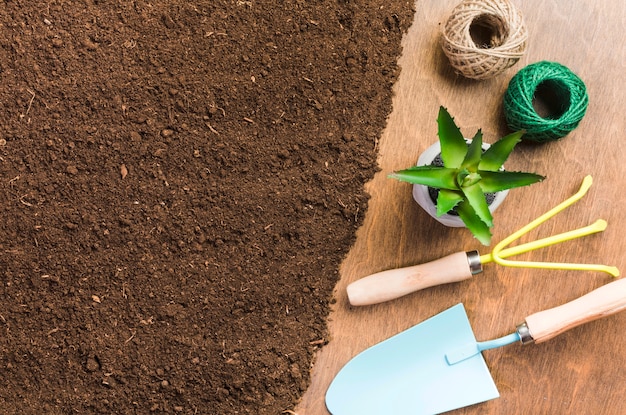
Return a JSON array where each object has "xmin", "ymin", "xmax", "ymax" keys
[{"xmin": 412, "ymin": 141, "xmax": 509, "ymax": 227}]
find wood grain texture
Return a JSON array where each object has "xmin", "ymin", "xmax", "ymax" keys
[
  {"xmin": 346, "ymin": 251, "xmax": 475, "ymax": 306},
  {"xmin": 297, "ymin": 0, "xmax": 626, "ymax": 414},
  {"xmin": 525, "ymin": 278, "xmax": 626, "ymax": 344}
]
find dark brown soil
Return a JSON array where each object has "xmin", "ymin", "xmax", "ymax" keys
[{"xmin": 0, "ymin": 1, "xmax": 414, "ymax": 414}]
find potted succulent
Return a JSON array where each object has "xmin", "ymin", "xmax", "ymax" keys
[{"xmin": 390, "ymin": 106, "xmax": 545, "ymax": 245}]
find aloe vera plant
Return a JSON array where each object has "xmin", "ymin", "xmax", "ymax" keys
[{"xmin": 391, "ymin": 106, "xmax": 545, "ymax": 245}]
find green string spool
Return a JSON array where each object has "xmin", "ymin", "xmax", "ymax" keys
[{"xmin": 504, "ymin": 61, "xmax": 588, "ymax": 142}]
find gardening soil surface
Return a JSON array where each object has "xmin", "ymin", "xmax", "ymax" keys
[{"xmin": 0, "ymin": 1, "xmax": 414, "ymax": 414}]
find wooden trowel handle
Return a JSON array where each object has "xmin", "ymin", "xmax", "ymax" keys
[
  {"xmin": 347, "ymin": 251, "xmax": 480, "ymax": 306},
  {"xmin": 524, "ymin": 278, "xmax": 626, "ymax": 343}
]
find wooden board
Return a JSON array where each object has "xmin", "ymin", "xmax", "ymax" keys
[{"xmin": 297, "ymin": 0, "xmax": 626, "ymax": 414}]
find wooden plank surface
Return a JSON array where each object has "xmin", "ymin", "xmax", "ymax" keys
[{"xmin": 297, "ymin": 1, "xmax": 626, "ymax": 414}]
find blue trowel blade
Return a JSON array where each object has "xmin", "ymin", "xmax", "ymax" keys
[{"xmin": 325, "ymin": 304, "xmax": 499, "ymax": 415}]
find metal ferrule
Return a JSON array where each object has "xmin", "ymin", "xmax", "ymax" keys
[
  {"xmin": 466, "ymin": 250, "xmax": 483, "ymax": 275},
  {"xmin": 516, "ymin": 322, "xmax": 535, "ymax": 345}
]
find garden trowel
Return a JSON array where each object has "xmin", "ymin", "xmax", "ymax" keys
[{"xmin": 326, "ymin": 277, "xmax": 626, "ymax": 415}]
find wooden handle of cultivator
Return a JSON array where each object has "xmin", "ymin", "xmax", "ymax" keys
[
  {"xmin": 347, "ymin": 251, "xmax": 479, "ymax": 306},
  {"xmin": 524, "ymin": 278, "xmax": 626, "ymax": 343}
]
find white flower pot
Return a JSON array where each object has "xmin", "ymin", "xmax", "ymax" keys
[{"xmin": 412, "ymin": 141, "xmax": 509, "ymax": 227}]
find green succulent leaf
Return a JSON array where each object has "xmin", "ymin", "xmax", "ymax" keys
[
  {"xmin": 436, "ymin": 189, "xmax": 464, "ymax": 216},
  {"xmin": 479, "ymin": 130, "xmax": 524, "ymax": 171},
  {"xmin": 478, "ymin": 171, "xmax": 545, "ymax": 193},
  {"xmin": 389, "ymin": 166, "xmax": 459, "ymax": 190},
  {"xmin": 457, "ymin": 169, "xmax": 482, "ymax": 188},
  {"xmin": 456, "ymin": 199, "xmax": 492, "ymax": 246},
  {"xmin": 437, "ymin": 106, "xmax": 467, "ymax": 169},
  {"xmin": 461, "ymin": 130, "xmax": 483, "ymax": 171},
  {"xmin": 456, "ymin": 169, "xmax": 469, "ymax": 187},
  {"xmin": 460, "ymin": 182, "xmax": 493, "ymax": 227}
]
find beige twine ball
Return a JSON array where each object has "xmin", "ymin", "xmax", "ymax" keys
[{"xmin": 441, "ymin": 0, "xmax": 528, "ymax": 80}]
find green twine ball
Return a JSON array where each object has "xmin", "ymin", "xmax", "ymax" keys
[{"xmin": 503, "ymin": 61, "xmax": 588, "ymax": 142}]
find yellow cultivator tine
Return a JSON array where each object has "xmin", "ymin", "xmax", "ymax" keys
[
  {"xmin": 488, "ymin": 176, "xmax": 620, "ymax": 277},
  {"xmin": 480, "ymin": 219, "xmax": 607, "ymax": 264}
]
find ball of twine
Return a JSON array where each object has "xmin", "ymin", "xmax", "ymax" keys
[
  {"xmin": 504, "ymin": 61, "xmax": 589, "ymax": 142},
  {"xmin": 441, "ymin": 0, "xmax": 528, "ymax": 80}
]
